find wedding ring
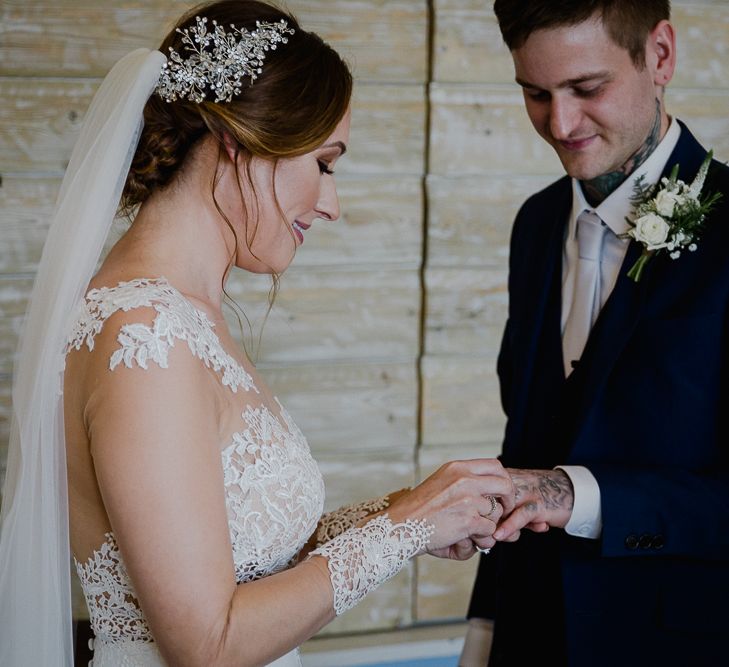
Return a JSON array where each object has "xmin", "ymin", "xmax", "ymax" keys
[{"xmin": 485, "ymin": 494, "xmax": 498, "ymax": 517}]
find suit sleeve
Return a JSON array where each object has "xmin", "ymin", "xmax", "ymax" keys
[{"xmin": 590, "ymin": 463, "xmax": 729, "ymax": 560}]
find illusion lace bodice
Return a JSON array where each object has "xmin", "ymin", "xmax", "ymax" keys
[
  {"xmin": 67, "ymin": 278, "xmax": 431, "ymax": 667},
  {"xmin": 68, "ymin": 278, "xmax": 326, "ymax": 652}
]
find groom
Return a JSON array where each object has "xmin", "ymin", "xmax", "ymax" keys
[{"xmin": 463, "ymin": 1, "xmax": 729, "ymax": 665}]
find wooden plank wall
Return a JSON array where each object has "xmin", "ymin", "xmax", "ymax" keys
[{"xmin": 0, "ymin": 0, "xmax": 726, "ymax": 640}]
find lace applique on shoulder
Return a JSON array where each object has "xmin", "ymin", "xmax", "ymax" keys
[
  {"xmin": 74, "ymin": 533, "xmax": 153, "ymax": 644},
  {"xmin": 66, "ymin": 277, "xmax": 256, "ymax": 393},
  {"xmin": 222, "ymin": 399, "xmax": 325, "ymax": 583}
]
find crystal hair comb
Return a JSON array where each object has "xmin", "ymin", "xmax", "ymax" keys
[{"xmin": 156, "ymin": 16, "xmax": 295, "ymax": 104}]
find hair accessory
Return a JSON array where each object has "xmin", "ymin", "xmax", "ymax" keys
[{"xmin": 156, "ymin": 16, "xmax": 294, "ymax": 103}]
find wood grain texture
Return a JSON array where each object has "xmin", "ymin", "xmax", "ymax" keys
[
  {"xmin": 0, "ymin": 175, "xmax": 422, "ymax": 274},
  {"xmin": 0, "ymin": 277, "xmax": 33, "ymax": 376},
  {"xmin": 426, "ymin": 174, "xmax": 555, "ymax": 268},
  {"xmin": 430, "ymin": 83, "xmax": 729, "ymax": 176},
  {"xmin": 421, "ymin": 355, "xmax": 505, "ymax": 448},
  {"xmin": 429, "ymin": 83, "xmax": 564, "ymax": 177},
  {"xmin": 671, "ymin": 4, "xmax": 729, "ymax": 89},
  {"xmin": 225, "ymin": 267, "xmax": 421, "ymax": 364},
  {"xmin": 433, "ymin": 1, "xmax": 729, "ymax": 88},
  {"xmin": 0, "ymin": 0, "xmax": 428, "ymax": 83},
  {"xmin": 432, "ymin": 6, "xmax": 514, "ymax": 85},
  {"xmin": 424, "ymin": 267, "xmax": 507, "ymax": 357},
  {"xmin": 0, "ymin": 174, "xmax": 59, "ymax": 274},
  {"xmin": 0, "ymin": 79, "xmax": 425, "ymax": 176},
  {"xmin": 293, "ymin": 176, "xmax": 424, "ymax": 268},
  {"xmin": 0, "ymin": 376, "xmax": 10, "ymax": 488},
  {"xmin": 260, "ymin": 361, "xmax": 417, "ymax": 454},
  {"xmin": 666, "ymin": 89, "xmax": 729, "ymax": 162}
]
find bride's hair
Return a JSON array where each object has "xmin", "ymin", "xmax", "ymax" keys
[
  {"xmin": 122, "ymin": 0, "xmax": 353, "ymax": 215},
  {"xmin": 121, "ymin": 0, "xmax": 352, "ymax": 326}
]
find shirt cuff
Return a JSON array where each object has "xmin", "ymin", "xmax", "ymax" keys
[{"xmin": 555, "ymin": 465, "xmax": 602, "ymax": 539}]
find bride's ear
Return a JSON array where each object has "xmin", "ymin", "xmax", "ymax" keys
[{"xmin": 221, "ymin": 131, "xmax": 240, "ymax": 163}]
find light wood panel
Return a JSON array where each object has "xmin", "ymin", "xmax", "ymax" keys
[
  {"xmin": 430, "ymin": 83, "xmax": 729, "ymax": 176},
  {"xmin": 425, "ymin": 267, "xmax": 507, "ymax": 357},
  {"xmin": 0, "ymin": 175, "xmax": 422, "ymax": 274},
  {"xmin": 429, "ymin": 83, "xmax": 563, "ymax": 177},
  {"xmin": 0, "ymin": 376, "xmax": 10, "ymax": 487},
  {"xmin": 0, "ymin": 0, "xmax": 428, "ymax": 83},
  {"xmin": 0, "ymin": 270, "xmax": 420, "ymax": 373},
  {"xmin": 225, "ymin": 267, "xmax": 420, "ymax": 363},
  {"xmin": 294, "ymin": 177, "xmax": 423, "ymax": 268},
  {"xmin": 0, "ymin": 175, "xmax": 58, "ymax": 274},
  {"xmin": 0, "ymin": 277, "xmax": 33, "ymax": 376},
  {"xmin": 0, "ymin": 79, "xmax": 425, "ymax": 176},
  {"xmin": 426, "ymin": 174, "xmax": 554, "ymax": 268},
  {"xmin": 433, "ymin": 5, "xmax": 513, "ymax": 85},
  {"xmin": 421, "ymin": 355, "xmax": 505, "ymax": 448},
  {"xmin": 432, "ymin": 1, "xmax": 729, "ymax": 88},
  {"xmin": 665, "ymin": 89, "xmax": 729, "ymax": 162},
  {"xmin": 260, "ymin": 361, "xmax": 417, "ymax": 454},
  {"xmin": 672, "ymin": 4, "xmax": 729, "ymax": 89}
]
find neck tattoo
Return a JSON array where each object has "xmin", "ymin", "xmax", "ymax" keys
[{"xmin": 581, "ymin": 98, "xmax": 662, "ymax": 207}]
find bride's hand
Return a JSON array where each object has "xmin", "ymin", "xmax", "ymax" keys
[{"xmin": 385, "ymin": 459, "xmax": 515, "ymax": 560}]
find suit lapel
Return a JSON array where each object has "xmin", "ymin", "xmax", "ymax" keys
[
  {"xmin": 563, "ymin": 123, "xmax": 710, "ymax": 448},
  {"xmin": 507, "ymin": 181, "xmax": 571, "ymax": 451}
]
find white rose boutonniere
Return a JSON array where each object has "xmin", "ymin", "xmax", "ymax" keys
[
  {"xmin": 654, "ymin": 190, "xmax": 681, "ymax": 217},
  {"xmin": 633, "ymin": 213, "xmax": 670, "ymax": 249},
  {"xmin": 623, "ymin": 151, "xmax": 722, "ymax": 282}
]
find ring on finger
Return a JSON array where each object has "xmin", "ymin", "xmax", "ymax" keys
[{"xmin": 484, "ymin": 494, "xmax": 498, "ymax": 517}]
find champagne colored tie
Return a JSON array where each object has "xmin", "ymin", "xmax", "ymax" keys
[{"xmin": 563, "ymin": 210, "xmax": 608, "ymax": 376}]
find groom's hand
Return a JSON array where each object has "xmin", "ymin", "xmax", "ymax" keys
[{"xmin": 493, "ymin": 469, "xmax": 574, "ymax": 542}]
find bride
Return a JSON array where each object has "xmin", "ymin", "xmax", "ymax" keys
[{"xmin": 0, "ymin": 1, "xmax": 515, "ymax": 665}]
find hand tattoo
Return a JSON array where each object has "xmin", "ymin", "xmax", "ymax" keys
[
  {"xmin": 582, "ymin": 98, "xmax": 662, "ymax": 207},
  {"xmin": 513, "ymin": 470, "xmax": 574, "ymax": 513}
]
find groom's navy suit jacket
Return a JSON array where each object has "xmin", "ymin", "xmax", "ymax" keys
[{"xmin": 468, "ymin": 123, "xmax": 729, "ymax": 666}]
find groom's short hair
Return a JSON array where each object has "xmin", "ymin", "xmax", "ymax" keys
[{"xmin": 493, "ymin": 0, "xmax": 671, "ymax": 67}]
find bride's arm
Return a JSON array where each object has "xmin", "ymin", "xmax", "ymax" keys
[
  {"xmin": 85, "ymin": 320, "xmax": 513, "ymax": 667},
  {"xmin": 297, "ymin": 488, "xmax": 410, "ymax": 560}
]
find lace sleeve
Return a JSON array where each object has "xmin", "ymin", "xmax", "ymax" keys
[
  {"xmin": 309, "ymin": 514, "xmax": 433, "ymax": 616},
  {"xmin": 314, "ymin": 495, "xmax": 391, "ymax": 547}
]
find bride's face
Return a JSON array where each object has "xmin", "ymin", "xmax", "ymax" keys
[{"xmin": 224, "ymin": 108, "xmax": 351, "ymax": 275}]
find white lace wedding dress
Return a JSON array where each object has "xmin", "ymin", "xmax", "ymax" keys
[{"xmin": 67, "ymin": 278, "xmax": 431, "ymax": 667}]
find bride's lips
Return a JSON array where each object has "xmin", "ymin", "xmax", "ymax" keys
[{"xmin": 292, "ymin": 220, "xmax": 311, "ymax": 244}]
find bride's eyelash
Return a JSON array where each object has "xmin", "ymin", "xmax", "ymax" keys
[{"xmin": 317, "ymin": 159, "xmax": 335, "ymax": 175}]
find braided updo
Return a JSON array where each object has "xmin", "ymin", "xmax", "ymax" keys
[{"xmin": 120, "ymin": 0, "xmax": 353, "ymax": 215}]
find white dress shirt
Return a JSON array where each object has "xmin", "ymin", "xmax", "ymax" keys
[{"xmin": 558, "ymin": 118, "xmax": 681, "ymax": 539}]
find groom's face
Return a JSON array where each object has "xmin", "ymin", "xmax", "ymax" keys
[{"xmin": 511, "ymin": 16, "xmax": 663, "ymax": 181}]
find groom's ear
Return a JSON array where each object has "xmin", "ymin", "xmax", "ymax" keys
[{"xmin": 647, "ymin": 19, "xmax": 677, "ymax": 87}]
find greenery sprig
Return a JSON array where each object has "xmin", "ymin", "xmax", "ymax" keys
[{"xmin": 623, "ymin": 151, "xmax": 721, "ymax": 282}]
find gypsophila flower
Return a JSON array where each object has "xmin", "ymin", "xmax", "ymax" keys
[{"xmin": 622, "ymin": 150, "xmax": 721, "ymax": 282}]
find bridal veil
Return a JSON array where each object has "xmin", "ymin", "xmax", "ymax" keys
[{"xmin": 0, "ymin": 48, "xmax": 165, "ymax": 666}]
